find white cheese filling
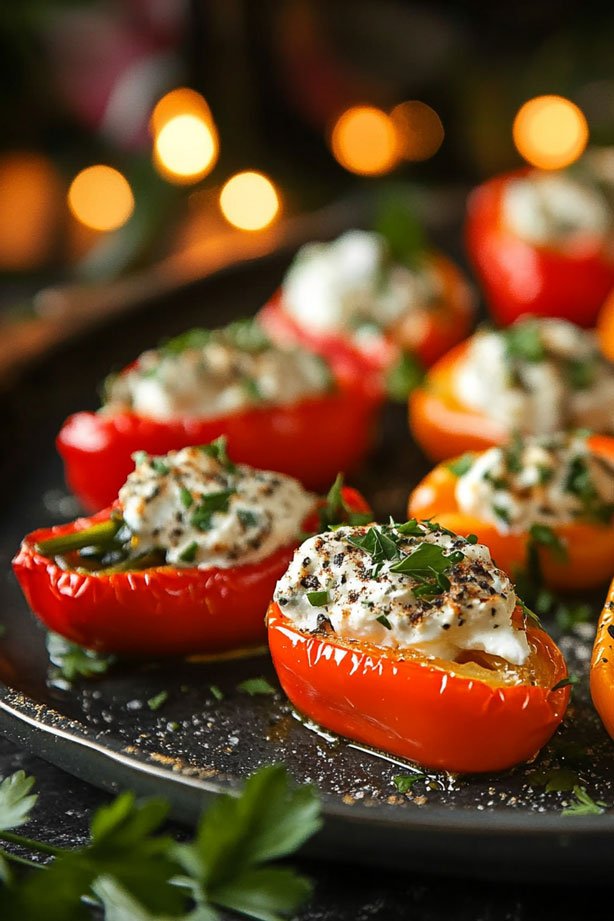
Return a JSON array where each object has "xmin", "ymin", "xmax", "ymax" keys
[
  {"xmin": 119, "ymin": 445, "xmax": 316, "ymax": 568},
  {"xmin": 104, "ymin": 323, "xmax": 332, "ymax": 421},
  {"xmin": 503, "ymin": 171, "xmax": 611, "ymax": 247},
  {"xmin": 274, "ymin": 524, "xmax": 530, "ymax": 665},
  {"xmin": 281, "ymin": 229, "xmax": 440, "ymax": 337},
  {"xmin": 454, "ymin": 318, "xmax": 614, "ymax": 435},
  {"xmin": 455, "ymin": 434, "xmax": 614, "ymax": 533}
]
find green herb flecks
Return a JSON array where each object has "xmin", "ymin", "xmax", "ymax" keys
[
  {"xmin": 446, "ymin": 453, "xmax": 475, "ymax": 477},
  {"xmin": 528, "ymin": 524, "xmax": 568, "ymax": 562},
  {"xmin": 209, "ymin": 684, "xmax": 224, "ymax": 701},
  {"xmin": 178, "ymin": 541, "xmax": 198, "ymax": 564},
  {"xmin": 375, "ymin": 195, "xmax": 426, "ymax": 270},
  {"xmin": 238, "ymin": 508, "xmax": 259, "ymax": 528},
  {"xmin": 179, "ymin": 486, "xmax": 193, "ymax": 509},
  {"xmin": 503, "ymin": 320, "xmax": 546, "ymax": 364},
  {"xmin": 46, "ymin": 633, "xmax": 116, "ymax": 684},
  {"xmin": 199, "ymin": 435, "xmax": 236, "ymax": 472},
  {"xmin": 191, "ymin": 488, "xmax": 235, "ymax": 531},
  {"xmin": 566, "ymin": 357, "xmax": 596, "ymax": 390},
  {"xmin": 237, "ymin": 677, "xmax": 276, "ymax": 696},
  {"xmin": 376, "ymin": 614, "xmax": 392, "ymax": 630},
  {"xmin": 317, "ymin": 473, "xmax": 372, "ymax": 533},
  {"xmin": 161, "ymin": 326, "xmax": 212, "ymax": 355},
  {"xmin": 564, "ymin": 454, "xmax": 614, "ymax": 523},
  {"xmin": 0, "ymin": 764, "xmax": 320, "ymax": 920},
  {"xmin": 147, "ymin": 690, "xmax": 169, "ymax": 712},
  {"xmin": 306, "ymin": 590, "xmax": 330, "ymax": 607},
  {"xmin": 151, "ymin": 457, "xmax": 169, "ymax": 476},
  {"xmin": 393, "ymin": 773, "xmax": 425, "ymax": 794},
  {"xmin": 562, "ymin": 785, "xmax": 606, "ymax": 817}
]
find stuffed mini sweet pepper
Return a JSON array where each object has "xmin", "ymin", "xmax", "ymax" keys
[
  {"xmin": 13, "ymin": 440, "xmax": 370, "ymax": 657},
  {"xmin": 57, "ymin": 319, "xmax": 379, "ymax": 511},
  {"xmin": 409, "ymin": 316, "xmax": 614, "ymax": 461},
  {"xmin": 267, "ymin": 519, "xmax": 570, "ymax": 774},
  {"xmin": 408, "ymin": 432, "xmax": 614, "ymax": 591}
]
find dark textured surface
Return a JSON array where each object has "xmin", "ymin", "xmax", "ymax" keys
[{"xmin": 1, "ymin": 246, "xmax": 614, "ymax": 896}]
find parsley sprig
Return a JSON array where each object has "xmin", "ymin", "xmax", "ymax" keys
[
  {"xmin": 316, "ymin": 474, "xmax": 372, "ymax": 533},
  {"xmin": 0, "ymin": 765, "xmax": 321, "ymax": 920}
]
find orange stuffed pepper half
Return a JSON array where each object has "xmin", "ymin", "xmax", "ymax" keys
[
  {"xmin": 267, "ymin": 519, "xmax": 570, "ymax": 774},
  {"xmin": 409, "ymin": 432, "xmax": 614, "ymax": 592},
  {"xmin": 409, "ymin": 316, "xmax": 614, "ymax": 462}
]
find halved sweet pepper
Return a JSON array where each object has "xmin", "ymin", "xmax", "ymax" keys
[
  {"xmin": 12, "ymin": 485, "xmax": 370, "ymax": 657},
  {"xmin": 591, "ymin": 580, "xmax": 614, "ymax": 740},
  {"xmin": 407, "ymin": 435, "xmax": 614, "ymax": 592},
  {"xmin": 466, "ymin": 169, "xmax": 614, "ymax": 328},
  {"xmin": 267, "ymin": 601, "xmax": 570, "ymax": 774}
]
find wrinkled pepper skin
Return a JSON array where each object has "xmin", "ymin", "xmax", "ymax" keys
[
  {"xmin": 12, "ymin": 489, "xmax": 370, "ymax": 657},
  {"xmin": 267, "ymin": 603, "xmax": 570, "ymax": 774},
  {"xmin": 408, "ymin": 435, "xmax": 614, "ymax": 592},
  {"xmin": 259, "ymin": 252, "xmax": 475, "ymax": 397},
  {"xmin": 57, "ymin": 386, "xmax": 379, "ymax": 512},
  {"xmin": 466, "ymin": 170, "xmax": 614, "ymax": 328},
  {"xmin": 591, "ymin": 580, "xmax": 614, "ymax": 741}
]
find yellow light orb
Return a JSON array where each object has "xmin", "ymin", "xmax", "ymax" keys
[
  {"xmin": 330, "ymin": 106, "xmax": 399, "ymax": 176},
  {"xmin": 513, "ymin": 95, "xmax": 589, "ymax": 170},
  {"xmin": 67, "ymin": 165, "xmax": 134, "ymax": 232},
  {"xmin": 219, "ymin": 171, "xmax": 281, "ymax": 231},
  {"xmin": 150, "ymin": 87, "xmax": 212, "ymax": 135},
  {"xmin": 154, "ymin": 114, "xmax": 219, "ymax": 184},
  {"xmin": 390, "ymin": 101, "xmax": 445, "ymax": 161}
]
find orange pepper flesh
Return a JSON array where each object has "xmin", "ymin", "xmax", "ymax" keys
[{"xmin": 591, "ymin": 579, "xmax": 614, "ymax": 740}]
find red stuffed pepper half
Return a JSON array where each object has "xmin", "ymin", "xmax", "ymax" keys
[
  {"xmin": 409, "ymin": 316, "xmax": 614, "ymax": 462},
  {"xmin": 466, "ymin": 152, "xmax": 614, "ymax": 328},
  {"xmin": 57, "ymin": 319, "xmax": 379, "ymax": 512},
  {"xmin": 267, "ymin": 520, "xmax": 570, "ymax": 774},
  {"xmin": 13, "ymin": 440, "xmax": 371, "ymax": 657},
  {"xmin": 258, "ymin": 228, "xmax": 474, "ymax": 401}
]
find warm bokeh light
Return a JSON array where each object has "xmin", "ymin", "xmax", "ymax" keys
[
  {"xmin": 150, "ymin": 87, "xmax": 212, "ymax": 135},
  {"xmin": 219, "ymin": 171, "xmax": 281, "ymax": 231},
  {"xmin": 67, "ymin": 165, "xmax": 134, "ymax": 232},
  {"xmin": 390, "ymin": 101, "xmax": 445, "ymax": 161},
  {"xmin": 330, "ymin": 106, "xmax": 399, "ymax": 176},
  {"xmin": 513, "ymin": 95, "xmax": 589, "ymax": 170},
  {"xmin": 0, "ymin": 152, "xmax": 62, "ymax": 269},
  {"xmin": 154, "ymin": 114, "xmax": 219, "ymax": 184}
]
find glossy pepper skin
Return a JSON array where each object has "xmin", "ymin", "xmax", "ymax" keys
[
  {"xmin": 597, "ymin": 287, "xmax": 614, "ymax": 362},
  {"xmin": 591, "ymin": 580, "xmax": 614, "ymax": 740},
  {"xmin": 466, "ymin": 170, "xmax": 614, "ymax": 328},
  {"xmin": 267, "ymin": 602, "xmax": 570, "ymax": 774},
  {"xmin": 408, "ymin": 340, "xmax": 508, "ymax": 462},
  {"xmin": 408, "ymin": 435, "xmax": 614, "ymax": 592},
  {"xmin": 12, "ymin": 488, "xmax": 370, "ymax": 657},
  {"xmin": 57, "ymin": 385, "xmax": 379, "ymax": 513},
  {"xmin": 258, "ymin": 252, "xmax": 475, "ymax": 399}
]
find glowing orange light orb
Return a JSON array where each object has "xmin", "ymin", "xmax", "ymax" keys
[
  {"xmin": 68, "ymin": 165, "xmax": 134, "ymax": 232},
  {"xmin": 390, "ymin": 101, "xmax": 445, "ymax": 161},
  {"xmin": 150, "ymin": 87, "xmax": 212, "ymax": 135},
  {"xmin": 219, "ymin": 171, "xmax": 281, "ymax": 231},
  {"xmin": 331, "ymin": 106, "xmax": 399, "ymax": 176},
  {"xmin": 0, "ymin": 152, "xmax": 62, "ymax": 269},
  {"xmin": 513, "ymin": 95, "xmax": 589, "ymax": 170},
  {"xmin": 154, "ymin": 114, "xmax": 219, "ymax": 184}
]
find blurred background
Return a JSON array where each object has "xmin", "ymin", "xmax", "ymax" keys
[{"xmin": 1, "ymin": 0, "xmax": 613, "ymax": 370}]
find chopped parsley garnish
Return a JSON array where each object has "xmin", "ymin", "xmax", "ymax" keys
[
  {"xmin": 306, "ymin": 590, "xmax": 330, "ymax": 607},
  {"xmin": 209, "ymin": 684, "xmax": 224, "ymax": 701},
  {"xmin": 147, "ymin": 690, "xmax": 169, "ymax": 711},
  {"xmin": 376, "ymin": 614, "xmax": 392, "ymax": 630},
  {"xmin": 317, "ymin": 473, "xmax": 372, "ymax": 532},
  {"xmin": 492, "ymin": 503, "xmax": 511, "ymax": 525},
  {"xmin": 46, "ymin": 633, "xmax": 116, "ymax": 683},
  {"xmin": 178, "ymin": 541, "xmax": 198, "ymax": 564},
  {"xmin": 566, "ymin": 357, "xmax": 595, "ymax": 390},
  {"xmin": 151, "ymin": 457, "xmax": 169, "ymax": 475},
  {"xmin": 503, "ymin": 320, "xmax": 546, "ymax": 363},
  {"xmin": 179, "ymin": 486, "xmax": 193, "ymax": 509},
  {"xmin": 446, "ymin": 453, "xmax": 475, "ymax": 477},
  {"xmin": 375, "ymin": 195, "xmax": 426, "ymax": 270},
  {"xmin": 199, "ymin": 435, "xmax": 236, "ymax": 472},
  {"xmin": 562, "ymin": 786, "xmax": 606, "ymax": 817},
  {"xmin": 237, "ymin": 508, "xmax": 259, "ymax": 528},
  {"xmin": 503, "ymin": 433, "xmax": 523, "ymax": 473},
  {"xmin": 527, "ymin": 766, "xmax": 579, "ymax": 793},
  {"xmin": 241, "ymin": 376, "xmax": 263, "ymax": 400},
  {"xmin": 393, "ymin": 773, "xmax": 425, "ymax": 793},
  {"xmin": 237, "ymin": 677, "xmax": 276, "ymax": 696},
  {"xmin": 132, "ymin": 450, "xmax": 149, "ymax": 467},
  {"xmin": 190, "ymin": 488, "xmax": 235, "ymax": 531},
  {"xmin": 161, "ymin": 326, "xmax": 212, "ymax": 355},
  {"xmin": 563, "ymin": 453, "xmax": 614, "ymax": 523}
]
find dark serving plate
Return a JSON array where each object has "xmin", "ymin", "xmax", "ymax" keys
[{"xmin": 1, "ymin": 242, "xmax": 614, "ymax": 883}]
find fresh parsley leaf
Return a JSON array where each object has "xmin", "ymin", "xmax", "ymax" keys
[
  {"xmin": 0, "ymin": 772, "xmax": 37, "ymax": 832},
  {"xmin": 492, "ymin": 503, "xmax": 511, "ymax": 525},
  {"xmin": 316, "ymin": 474, "xmax": 372, "ymax": 532},
  {"xmin": 237, "ymin": 678, "xmax": 276, "ymax": 697},
  {"xmin": 178, "ymin": 541, "xmax": 198, "ymax": 564},
  {"xmin": 376, "ymin": 614, "xmax": 392, "ymax": 630},
  {"xmin": 151, "ymin": 458, "xmax": 169, "ymax": 476},
  {"xmin": 199, "ymin": 436, "xmax": 236, "ymax": 472},
  {"xmin": 393, "ymin": 773, "xmax": 425, "ymax": 793},
  {"xmin": 132, "ymin": 451, "xmax": 149, "ymax": 467},
  {"xmin": 562, "ymin": 785, "xmax": 606, "ymax": 817},
  {"xmin": 237, "ymin": 509, "xmax": 259, "ymax": 528},
  {"xmin": 389, "ymin": 543, "xmax": 464, "ymax": 575},
  {"xmin": 503, "ymin": 433, "xmax": 523, "ymax": 474},
  {"xmin": 446, "ymin": 453, "xmax": 475, "ymax": 477},
  {"xmin": 161, "ymin": 327, "xmax": 211, "ymax": 355},
  {"xmin": 385, "ymin": 352, "xmax": 423, "ymax": 402},
  {"xmin": 179, "ymin": 487, "xmax": 193, "ymax": 509},
  {"xmin": 209, "ymin": 685, "xmax": 224, "ymax": 701},
  {"xmin": 527, "ymin": 766, "xmax": 579, "ymax": 793},
  {"xmin": 242, "ymin": 377, "xmax": 263, "ymax": 401},
  {"xmin": 566, "ymin": 357, "xmax": 595, "ymax": 390},
  {"xmin": 306, "ymin": 590, "xmax": 330, "ymax": 607},
  {"xmin": 147, "ymin": 691, "xmax": 169, "ymax": 712},
  {"xmin": 46, "ymin": 633, "xmax": 116, "ymax": 683}
]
